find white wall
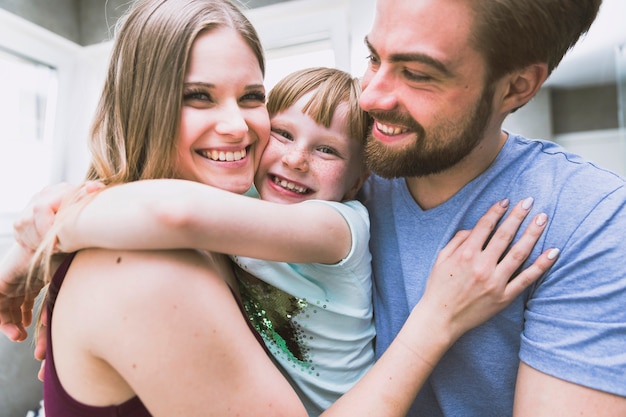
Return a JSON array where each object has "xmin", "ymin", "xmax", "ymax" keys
[
  {"xmin": 503, "ymin": 87, "xmax": 626, "ymax": 177},
  {"xmin": 556, "ymin": 129, "xmax": 626, "ymax": 177},
  {"xmin": 0, "ymin": 9, "xmax": 79, "ymax": 252},
  {"xmin": 503, "ymin": 88, "xmax": 553, "ymax": 140}
]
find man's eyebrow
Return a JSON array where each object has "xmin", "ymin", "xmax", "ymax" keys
[{"xmin": 364, "ymin": 36, "xmax": 451, "ymax": 77}]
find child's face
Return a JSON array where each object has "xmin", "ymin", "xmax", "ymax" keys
[{"xmin": 255, "ymin": 93, "xmax": 366, "ymax": 204}]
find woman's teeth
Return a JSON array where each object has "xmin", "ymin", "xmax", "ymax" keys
[
  {"xmin": 273, "ymin": 176, "xmax": 308, "ymax": 194},
  {"xmin": 200, "ymin": 148, "xmax": 247, "ymax": 161}
]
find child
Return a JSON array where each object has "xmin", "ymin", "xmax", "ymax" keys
[{"xmin": 232, "ymin": 67, "xmax": 374, "ymax": 414}]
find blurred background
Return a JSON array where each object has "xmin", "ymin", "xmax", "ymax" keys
[{"xmin": 0, "ymin": 0, "xmax": 624, "ymax": 415}]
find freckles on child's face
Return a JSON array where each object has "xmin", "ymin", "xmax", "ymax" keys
[
  {"xmin": 254, "ymin": 97, "xmax": 365, "ymax": 204},
  {"xmin": 175, "ymin": 27, "xmax": 270, "ymax": 195}
]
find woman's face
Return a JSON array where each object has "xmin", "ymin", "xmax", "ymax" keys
[{"xmin": 175, "ymin": 27, "xmax": 269, "ymax": 194}]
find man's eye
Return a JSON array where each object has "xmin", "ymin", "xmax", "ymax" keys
[
  {"xmin": 366, "ymin": 54, "xmax": 380, "ymax": 65},
  {"xmin": 403, "ymin": 69, "xmax": 433, "ymax": 82}
]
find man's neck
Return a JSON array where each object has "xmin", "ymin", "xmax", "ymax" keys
[{"xmin": 405, "ymin": 130, "xmax": 508, "ymax": 210}]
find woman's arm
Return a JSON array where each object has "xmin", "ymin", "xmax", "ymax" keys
[{"xmin": 56, "ymin": 179, "xmax": 351, "ymax": 264}]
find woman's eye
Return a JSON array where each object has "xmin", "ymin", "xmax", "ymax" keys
[
  {"xmin": 241, "ymin": 91, "xmax": 266, "ymax": 104},
  {"xmin": 183, "ymin": 90, "xmax": 212, "ymax": 102}
]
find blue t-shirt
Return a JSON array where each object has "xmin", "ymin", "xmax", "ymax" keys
[{"xmin": 361, "ymin": 133, "xmax": 626, "ymax": 416}]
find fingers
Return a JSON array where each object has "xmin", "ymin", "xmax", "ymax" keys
[
  {"xmin": 14, "ymin": 182, "xmax": 75, "ymax": 251},
  {"xmin": 83, "ymin": 180, "xmax": 106, "ymax": 194},
  {"xmin": 496, "ymin": 211, "xmax": 548, "ymax": 279},
  {"xmin": 21, "ymin": 298, "xmax": 35, "ymax": 328},
  {"xmin": 0, "ymin": 298, "xmax": 29, "ymax": 341},
  {"xmin": 14, "ymin": 204, "xmax": 53, "ymax": 252},
  {"xmin": 0, "ymin": 297, "xmax": 26, "ymax": 342},
  {"xmin": 34, "ymin": 309, "xmax": 48, "ymax": 361},
  {"xmin": 35, "ymin": 337, "xmax": 47, "ymax": 361},
  {"xmin": 0, "ymin": 323, "xmax": 27, "ymax": 342},
  {"xmin": 37, "ymin": 360, "xmax": 46, "ymax": 382},
  {"xmin": 503, "ymin": 247, "xmax": 560, "ymax": 301},
  {"xmin": 435, "ymin": 230, "xmax": 471, "ymax": 263},
  {"xmin": 481, "ymin": 197, "xmax": 535, "ymax": 263},
  {"xmin": 461, "ymin": 198, "xmax": 511, "ymax": 251}
]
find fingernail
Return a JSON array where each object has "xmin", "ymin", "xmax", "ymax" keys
[
  {"xmin": 535, "ymin": 213, "xmax": 548, "ymax": 226},
  {"xmin": 522, "ymin": 197, "xmax": 534, "ymax": 210},
  {"xmin": 499, "ymin": 198, "xmax": 510, "ymax": 208},
  {"xmin": 547, "ymin": 248, "xmax": 560, "ymax": 260}
]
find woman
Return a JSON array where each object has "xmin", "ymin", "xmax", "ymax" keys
[{"xmin": 3, "ymin": 0, "xmax": 556, "ymax": 415}]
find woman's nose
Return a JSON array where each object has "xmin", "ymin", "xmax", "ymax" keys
[{"xmin": 215, "ymin": 102, "xmax": 249, "ymax": 139}]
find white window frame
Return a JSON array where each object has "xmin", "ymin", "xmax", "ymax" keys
[{"xmin": 0, "ymin": 9, "xmax": 79, "ymax": 239}]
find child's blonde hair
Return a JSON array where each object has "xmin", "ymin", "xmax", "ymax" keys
[{"xmin": 267, "ymin": 67, "xmax": 371, "ymax": 148}]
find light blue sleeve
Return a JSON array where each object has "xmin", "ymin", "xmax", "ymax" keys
[{"xmin": 520, "ymin": 185, "xmax": 626, "ymax": 396}]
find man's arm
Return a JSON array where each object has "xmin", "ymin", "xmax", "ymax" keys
[{"xmin": 513, "ymin": 362, "xmax": 626, "ymax": 416}]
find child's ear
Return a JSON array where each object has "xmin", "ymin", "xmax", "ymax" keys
[{"xmin": 344, "ymin": 170, "xmax": 370, "ymax": 201}]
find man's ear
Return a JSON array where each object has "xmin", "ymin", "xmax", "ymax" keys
[{"xmin": 497, "ymin": 63, "xmax": 548, "ymax": 114}]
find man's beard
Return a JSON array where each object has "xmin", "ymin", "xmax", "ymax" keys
[{"xmin": 365, "ymin": 86, "xmax": 494, "ymax": 179}]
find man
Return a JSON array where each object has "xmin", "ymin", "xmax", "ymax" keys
[{"xmin": 359, "ymin": 0, "xmax": 626, "ymax": 415}]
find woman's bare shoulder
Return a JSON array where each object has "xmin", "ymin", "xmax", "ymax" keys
[
  {"xmin": 54, "ymin": 248, "xmax": 306, "ymax": 415},
  {"xmin": 64, "ymin": 248, "xmax": 231, "ymax": 306}
]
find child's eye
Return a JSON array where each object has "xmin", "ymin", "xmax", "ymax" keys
[
  {"xmin": 318, "ymin": 146, "xmax": 337, "ymax": 155},
  {"xmin": 271, "ymin": 128, "xmax": 293, "ymax": 141}
]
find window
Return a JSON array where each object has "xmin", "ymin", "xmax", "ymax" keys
[
  {"xmin": 0, "ymin": 48, "xmax": 58, "ymax": 215},
  {"xmin": 245, "ymin": 0, "xmax": 351, "ymax": 91},
  {"xmin": 265, "ymin": 39, "xmax": 336, "ymax": 91}
]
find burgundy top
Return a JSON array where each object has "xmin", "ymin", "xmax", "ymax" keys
[
  {"xmin": 43, "ymin": 253, "xmax": 268, "ymax": 416},
  {"xmin": 44, "ymin": 252, "xmax": 152, "ymax": 416}
]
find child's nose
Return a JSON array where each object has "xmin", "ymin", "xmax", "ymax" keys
[{"xmin": 282, "ymin": 147, "xmax": 309, "ymax": 171}]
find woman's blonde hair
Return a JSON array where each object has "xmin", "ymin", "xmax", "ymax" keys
[
  {"xmin": 88, "ymin": 0, "xmax": 265, "ymax": 185},
  {"xmin": 28, "ymin": 0, "xmax": 265, "ymax": 317}
]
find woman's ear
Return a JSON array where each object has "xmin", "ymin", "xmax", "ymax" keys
[{"xmin": 498, "ymin": 63, "xmax": 548, "ymax": 114}]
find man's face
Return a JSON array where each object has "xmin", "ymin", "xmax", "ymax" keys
[{"xmin": 359, "ymin": 0, "xmax": 495, "ymax": 178}]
